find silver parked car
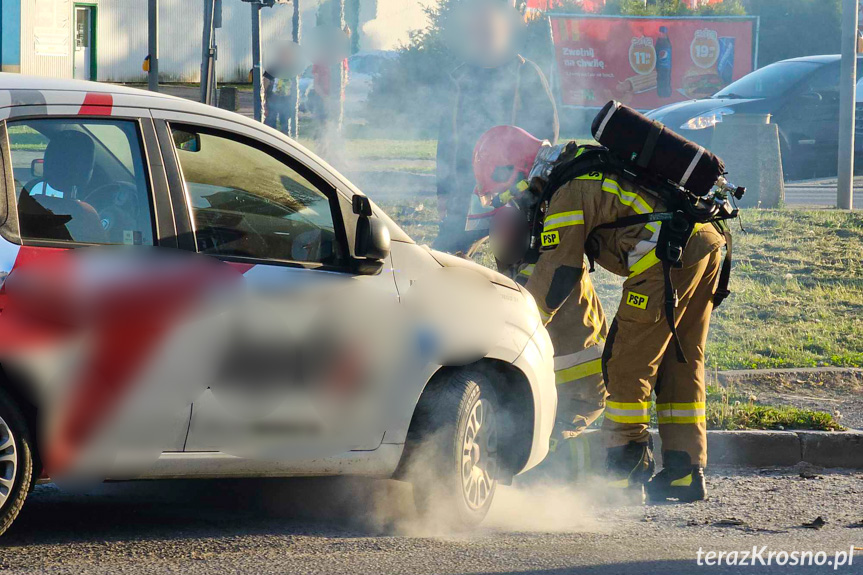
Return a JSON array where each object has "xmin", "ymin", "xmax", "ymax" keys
[{"xmin": 0, "ymin": 75, "xmax": 556, "ymax": 534}]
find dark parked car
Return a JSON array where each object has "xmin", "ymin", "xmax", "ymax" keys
[{"xmin": 646, "ymin": 55, "xmax": 863, "ymax": 181}]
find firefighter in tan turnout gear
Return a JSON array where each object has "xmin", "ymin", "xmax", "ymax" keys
[{"xmin": 472, "ymin": 102, "xmax": 744, "ymax": 501}]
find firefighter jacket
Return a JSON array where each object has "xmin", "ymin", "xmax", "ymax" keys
[{"xmin": 523, "ymin": 172, "xmax": 724, "ymax": 326}]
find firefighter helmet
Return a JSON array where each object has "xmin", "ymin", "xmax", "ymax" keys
[{"xmin": 472, "ymin": 125, "xmax": 544, "ymax": 204}]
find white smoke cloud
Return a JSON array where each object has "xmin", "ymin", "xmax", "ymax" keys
[{"xmin": 360, "ymin": 0, "xmax": 437, "ymax": 51}]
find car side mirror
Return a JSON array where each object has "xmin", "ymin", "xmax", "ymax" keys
[
  {"xmin": 352, "ymin": 194, "xmax": 389, "ymax": 273},
  {"xmin": 31, "ymin": 159, "xmax": 44, "ymax": 179},
  {"xmin": 355, "ymin": 215, "xmax": 390, "ymax": 262},
  {"xmin": 173, "ymin": 130, "xmax": 201, "ymax": 152}
]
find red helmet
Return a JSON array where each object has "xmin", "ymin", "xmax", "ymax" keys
[{"xmin": 473, "ymin": 125, "xmax": 544, "ymax": 203}]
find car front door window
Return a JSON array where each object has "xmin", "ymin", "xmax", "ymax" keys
[{"xmin": 170, "ymin": 126, "xmax": 341, "ymax": 265}]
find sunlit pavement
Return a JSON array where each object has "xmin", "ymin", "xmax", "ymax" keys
[{"xmin": 0, "ymin": 466, "xmax": 860, "ymax": 575}]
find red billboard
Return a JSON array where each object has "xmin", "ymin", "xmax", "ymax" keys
[{"xmin": 549, "ymin": 15, "xmax": 759, "ymax": 110}]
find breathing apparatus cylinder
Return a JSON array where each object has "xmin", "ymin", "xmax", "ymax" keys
[{"xmin": 591, "ymin": 101, "xmax": 726, "ymax": 198}]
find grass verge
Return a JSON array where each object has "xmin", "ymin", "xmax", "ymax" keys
[{"xmin": 705, "ymin": 384, "xmax": 845, "ymax": 431}]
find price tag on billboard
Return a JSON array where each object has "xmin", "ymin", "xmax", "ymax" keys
[
  {"xmin": 690, "ymin": 29, "xmax": 720, "ymax": 69},
  {"xmin": 629, "ymin": 37, "xmax": 657, "ymax": 75}
]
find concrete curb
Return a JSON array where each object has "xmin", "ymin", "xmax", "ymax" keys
[{"xmin": 581, "ymin": 429, "xmax": 863, "ymax": 469}]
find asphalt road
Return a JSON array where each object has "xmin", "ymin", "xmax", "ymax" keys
[
  {"xmin": 784, "ymin": 177, "xmax": 863, "ymax": 208},
  {"xmin": 1, "ymin": 466, "xmax": 861, "ymax": 574}
]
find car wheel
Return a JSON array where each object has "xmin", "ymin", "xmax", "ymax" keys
[
  {"xmin": 779, "ymin": 136, "xmax": 800, "ymax": 181},
  {"xmin": 0, "ymin": 388, "xmax": 33, "ymax": 537},
  {"xmin": 404, "ymin": 370, "xmax": 499, "ymax": 528}
]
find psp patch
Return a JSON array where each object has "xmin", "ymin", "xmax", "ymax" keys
[
  {"xmin": 626, "ymin": 291, "xmax": 649, "ymax": 310},
  {"xmin": 575, "ymin": 171, "xmax": 603, "ymax": 181},
  {"xmin": 541, "ymin": 230, "xmax": 560, "ymax": 248}
]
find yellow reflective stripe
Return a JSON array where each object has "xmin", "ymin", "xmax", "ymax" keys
[
  {"xmin": 606, "ymin": 413, "xmax": 651, "ymax": 424},
  {"xmin": 608, "ymin": 478, "xmax": 630, "ymax": 488},
  {"xmin": 606, "ymin": 399, "xmax": 651, "ymax": 424},
  {"xmin": 671, "ymin": 402, "xmax": 706, "ymax": 410},
  {"xmin": 538, "ymin": 307, "xmax": 552, "ymax": 322},
  {"xmin": 543, "ymin": 211, "xmax": 585, "ymax": 232},
  {"xmin": 607, "ymin": 401, "xmax": 651, "ymax": 410},
  {"xmin": 554, "ymin": 344, "xmax": 604, "ymax": 371},
  {"xmin": 628, "ymin": 249, "xmax": 661, "ymax": 278},
  {"xmin": 660, "ymin": 415, "xmax": 706, "ymax": 424},
  {"xmin": 670, "ymin": 473, "xmax": 693, "ymax": 487},
  {"xmin": 518, "ymin": 264, "xmax": 535, "ymax": 278},
  {"xmin": 602, "ymin": 178, "xmax": 653, "ymax": 215},
  {"xmin": 657, "ymin": 401, "xmax": 707, "ymax": 424},
  {"xmin": 555, "ymin": 358, "xmax": 603, "ymax": 385},
  {"xmin": 516, "ymin": 179, "xmax": 530, "ymax": 192}
]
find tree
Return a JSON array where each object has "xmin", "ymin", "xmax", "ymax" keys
[
  {"xmin": 742, "ymin": 0, "xmax": 842, "ymax": 66},
  {"xmin": 366, "ymin": 0, "xmax": 747, "ymax": 137}
]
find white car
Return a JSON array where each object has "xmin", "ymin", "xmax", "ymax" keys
[{"xmin": 0, "ymin": 75, "xmax": 556, "ymax": 534}]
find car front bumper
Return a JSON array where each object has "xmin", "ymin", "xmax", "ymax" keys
[{"xmin": 511, "ymin": 321, "xmax": 557, "ymax": 474}]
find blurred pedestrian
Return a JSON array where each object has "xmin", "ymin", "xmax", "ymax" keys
[
  {"xmin": 264, "ymin": 41, "xmax": 304, "ymax": 136},
  {"xmin": 311, "ymin": 24, "xmax": 351, "ymax": 165},
  {"xmin": 434, "ymin": 0, "xmax": 558, "ymax": 256}
]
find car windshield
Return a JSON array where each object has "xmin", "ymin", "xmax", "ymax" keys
[{"xmin": 713, "ymin": 61, "xmax": 822, "ymax": 99}]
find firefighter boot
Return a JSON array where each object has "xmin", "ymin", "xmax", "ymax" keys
[
  {"xmin": 604, "ymin": 437, "xmax": 655, "ymax": 504},
  {"xmin": 646, "ymin": 451, "xmax": 707, "ymax": 503},
  {"xmin": 523, "ymin": 421, "xmax": 591, "ymax": 485}
]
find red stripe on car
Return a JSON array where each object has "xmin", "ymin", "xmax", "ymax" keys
[{"xmin": 78, "ymin": 93, "xmax": 113, "ymax": 116}]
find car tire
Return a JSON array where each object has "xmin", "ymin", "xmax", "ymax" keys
[
  {"xmin": 779, "ymin": 136, "xmax": 799, "ymax": 181},
  {"xmin": 0, "ymin": 388, "xmax": 33, "ymax": 537},
  {"xmin": 404, "ymin": 370, "xmax": 499, "ymax": 528}
]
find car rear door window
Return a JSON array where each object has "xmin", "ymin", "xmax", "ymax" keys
[
  {"xmin": 170, "ymin": 125, "xmax": 341, "ymax": 265},
  {"xmin": 7, "ymin": 118, "xmax": 155, "ymax": 246}
]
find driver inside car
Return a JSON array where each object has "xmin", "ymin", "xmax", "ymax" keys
[{"xmin": 18, "ymin": 130, "xmax": 107, "ymax": 244}]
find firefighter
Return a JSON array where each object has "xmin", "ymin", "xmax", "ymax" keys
[
  {"xmin": 472, "ymin": 127, "xmax": 606, "ymax": 480},
  {"xmin": 472, "ymin": 124, "xmax": 734, "ymax": 502}
]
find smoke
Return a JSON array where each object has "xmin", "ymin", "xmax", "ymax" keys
[
  {"xmin": 484, "ymin": 483, "xmax": 602, "ymax": 533},
  {"xmin": 360, "ymin": 0, "xmax": 436, "ymax": 51}
]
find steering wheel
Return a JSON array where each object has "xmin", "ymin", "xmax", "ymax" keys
[{"xmin": 81, "ymin": 181, "xmax": 141, "ymax": 243}]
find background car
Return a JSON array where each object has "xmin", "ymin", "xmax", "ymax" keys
[
  {"xmin": 646, "ymin": 55, "xmax": 863, "ymax": 181},
  {"xmin": 0, "ymin": 75, "xmax": 555, "ymax": 535}
]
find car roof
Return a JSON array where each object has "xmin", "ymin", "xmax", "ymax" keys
[
  {"xmin": 0, "ymin": 72, "xmax": 235, "ymax": 117},
  {"xmin": 775, "ymin": 55, "xmax": 847, "ymax": 65}
]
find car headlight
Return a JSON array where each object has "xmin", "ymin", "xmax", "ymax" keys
[{"xmin": 680, "ymin": 108, "xmax": 734, "ymax": 130}]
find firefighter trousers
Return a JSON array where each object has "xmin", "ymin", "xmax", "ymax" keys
[
  {"xmin": 549, "ymin": 269, "xmax": 608, "ymax": 436},
  {"xmin": 519, "ymin": 263, "xmax": 608, "ymax": 438},
  {"xmin": 600, "ymin": 228, "xmax": 724, "ymax": 468}
]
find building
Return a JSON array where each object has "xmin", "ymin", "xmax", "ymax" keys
[{"xmin": 0, "ymin": 0, "xmax": 431, "ymax": 82}]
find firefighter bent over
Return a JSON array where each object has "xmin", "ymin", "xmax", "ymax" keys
[{"xmin": 472, "ymin": 102, "xmax": 744, "ymax": 501}]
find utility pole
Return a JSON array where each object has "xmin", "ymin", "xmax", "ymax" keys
[
  {"xmin": 251, "ymin": 1, "xmax": 264, "ymax": 122},
  {"xmin": 200, "ymin": 0, "xmax": 217, "ymax": 106},
  {"xmin": 838, "ymin": 0, "xmax": 858, "ymax": 210},
  {"xmin": 148, "ymin": 0, "xmax": 159, "ymax": 92},
  {"xmin": 290, "ymin": 0, "xmax": 302, "ymax": 138}
]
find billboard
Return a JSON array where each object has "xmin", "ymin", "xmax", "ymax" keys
[{"xmin": 549, "ymin": 15, "xmax": 759, "ymax": 110}]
